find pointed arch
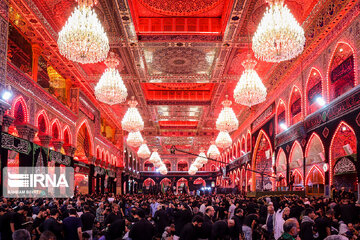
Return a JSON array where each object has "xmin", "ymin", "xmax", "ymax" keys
[
  {"xmin": 75, "ymin": 119, "xmax": 94, "ymax": 156},
  {"xmin": 276, "ymin": 148, "xmax": 287, "ymax": 173},
  {"xmin": 329, "ymin": 121, "xmax": 357, "ymax": 186},
  {"xmin": 163, "ymin": 160, "xmax": 171, "ymax": 171},
  {"xmin": 240, "ymin": 136, "xmax": 245, "ymax": 156},
  {"xmin": 194, "ymin": 177, "xmax": 206, "ymax": 186},
  {"xmin": 305, "ymin": 132, "xmax": 325, "ymax": 166},
  {"xmin": 276, "ymin": 99, "xmax": 287, "ymax": 134},
  {"xmin": 328, "ymin": 41, "xmax": 357, "ymax": 101},
  {"xmin": 143, "ymin": 178, "xmax": 156, "ymax": 187},
  {"xmin": 51, "ymin": 119, "xmax": 62, "ymax": 140},
  {"xmin": 293, "ymin": 169, "xmax": 304, "ymax": 184},
  {"xmin": 63, "ymin": 125, "xmax": 72, "ymax": 145},
  {"xmin": 36, "ymin": 110, "xmax": 50, "ymax": 134},
  {"xmin": 305, "ymin": 68, "xmax": 324, "ymax": 115},
  {"xmin": 11, "ymin": 96, "xmax": 29, "ymax": 124},
  {"xmin": 144, "ymin": 160, "xmax": 155, "ymax": 171},
  {"xmin": 251, "ymin": 130, "xmax": 273, "ymax": 191},
  {"xmin": 210, "ymin": 164, "xmax": 216, "ymax": 171},
  {"xmin": 246, "ymin": 131, "xmax": 251, "ymax": 152},
  {"xmin": 289, "ymin": 141, "xmax": 303, "ymax": 169},
  {"xmin": 305, "ymin": 165, "xmax": 325, "ymax": 185},
  {"xmin": 288, "ymin": 86, "xmax": 303, "ymax": 126}
]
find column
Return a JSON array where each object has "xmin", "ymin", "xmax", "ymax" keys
[
  {"xmin": 31, "ymin": 44, "xmax": 42, "ymax": 82},
  {"xmin": 0, "ymin": 0, "xmax": 9, "ymax": 89}
]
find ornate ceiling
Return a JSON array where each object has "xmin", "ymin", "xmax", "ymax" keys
[{"xmin": 12, "ymin": 0, "xmax": 355, "ymax": 162}]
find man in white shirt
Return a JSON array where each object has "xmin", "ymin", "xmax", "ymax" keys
[
  {"xmin": 199, "ymin": 201, "xmax": 207, "ymax": 214},
  {"xmin": 228, "ymin": 200, "xmax": 236, "ymax": 219}
]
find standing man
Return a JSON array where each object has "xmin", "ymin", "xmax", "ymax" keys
[
  {"xmin": 278, "ymin": 218, "xmax": 300, "ymax": 240},
  {"xmin": 63, "ymin": 208, "xmax": 82, "ymax": 240},
  {"xmin": 150, "ymin": 198, "xmax": 160, "ymax": 218},
  {"xmin": 180, "ymin": 215, "xmax": 204, "ymax": 240},
  {"xmin": 81, "ymin": 205, "xmax": 95, "ymax": 240},
  {"xmin": 41, "ymin": 209, "xmax": 63, "ymax": 240},
  {"xmin": 265, "ymin": 205, "xmax": 275, "ymax": 240},
  {"xmin": 129, "ymin": 210, "xmax": 155, "ymax": 240},
  {"xmin": 300, "ymin": 208, "xmax": 316, "ymax": 240}
]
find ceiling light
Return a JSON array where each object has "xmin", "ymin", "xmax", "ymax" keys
[
  {"xmin": 316, "ymin": 96, "xmax": 325, "ymax": 106},
  {"xmin": 126, "ymin": 131, "xmax": 144, "ymax": 148},
  {"xmin": 95, "ymin": 52, "xmax": 128, "ymax": 105},
  {"xmin": 252, "ymin": 0, "xmax": 305, "ymax": 62},
  {"xmin": 121, "ymin": 97, "xmax": 144, "ymax": 132},
  {"xmin": 215, "ymin": 131, "xmax": 232, "ymax": 149},
  {"xmin": 234, "ymin": 58, "xmax": 267, "ymax": 107},
  {"xmin": 207, "ymin": 142, "xmax": 220, "ymax": 159},
  {"xmin": 280, "ymin": 122, "xmax": 288, "ymax": 130},
  {"xmin": 149, "ymin": 149, "xmax": 161, "ymax": 164},
  {"xmin": 137, "ymin": 142, "xmax": 151, "ymax": 159},
  {"xmin": 216, "ymin": 95, "xmax": 239, "ymax": 132},
  {"xmin": 58, "ymin": 0, "xmax": 109, "ymax": 64}
]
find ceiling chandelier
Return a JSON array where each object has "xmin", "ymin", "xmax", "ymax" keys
[
  {"xmin": 196, "ymin": 149, "xmax": 208, "ymax": 165},
  {"xmin": 58, "ymin": 0, "xmax": 109, "ymax": 64},
  {"xmin": 252, "ymin": 0, "xmax": 305, "ymax": 62},
  {"xmin": 216, "ymin": 95, "xmax": 238, "ymax": 132},
  {"xmin": 234, "ymin": 57, "xmax": 267, "ymax": 107},
  {"xmin": 188, "ymin": 165, "xmax": 198, "ymax": 175},
  {"xmin": 207, "ymin": 141, "xmax": 220, "ymax": 159},
  {"xmin": 137, "ymin": 142, "xmax": 151, "ymax": 159},
  {"xmin": 95, "ymin": 52, "xmax": 128, "ymax": 105},
  {"xmin": 121, "ymin": 97, "xmax": 144, "ymax": 132},
  {"xmin": 149, "ymin": 149, "xmax": 161, "ymax": 164},
  {"xmin": 215, "ymin": 131, "xmax": 232, "ymax": 149},
  {"xmin": 159, "ymin": 164, "xmax": 168, "ymax": 175},
  {"xmin": 126, "ymin": 131, "xmax": 144, "ymax": 148}
]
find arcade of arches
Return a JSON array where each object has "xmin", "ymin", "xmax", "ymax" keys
[{"xmin": 0, "ymin": 0, "xmax": 359, "ymax": 198}]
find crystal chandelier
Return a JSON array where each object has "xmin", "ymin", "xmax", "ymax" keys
[
  {"xmin": 215, "ymin": 131, "xmax": 232, "ymax": 149},
  {"xmin": 234, "ymin": 58, "xmax": 267, "ymax": 107},
  {"xmin": 188, "ymin": 165, "xmax": 198, "ymax": 175},
  {"xmin": 252, "ymin": 0, "xmax": 305, "ymax": 62},
  {"xmin": 216, "ymin": 95, "xmax": 238, "ymax": 132},
  {"xmin": 192, "ymin": 160, "xmax": 203, "ymax": 169},
  {"xmin": 121, "ymin": 97, "xmax": 144, "ymax": 132},
  {"xmin": 95, "ymin": 52, "xmax": 128, "ymax": 105},
  {"xmin": 126, "ymin": 131, "xmax": 144, "ymax": 148},
  {"xmin": 159, "ymin": 164, "xmax": 168, "ymax": 175},
  {"xmin": 196, "ymin": 149, "xmax": 208, "ymax": 165},
  {"xmin": 137, "ymin": 142, "xmax": 151, "ymax": 159},
  {"xmin": 207, "ymin": 141, "xmax": 220, "ymax": 159},
  {"xmin": 149, "ymin": 149, "xmax": 161, "ymax": 164},
  {"xmin": 58, "ymin": 0, "xmax": 109, "ymax": 64}
]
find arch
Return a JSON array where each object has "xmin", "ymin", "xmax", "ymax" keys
[
  {"xmin": 288, "ymin": 86, "xmax": 302, "ymax": 126},
  {"xmin": 194, "ymin": 177, "xmax": 206, "ymax": 186},
  {"xmin": 305, "ymin": 165, "xmax": 325, "ymax": 192},
  {"xmin": 305, "ymin": 133, "xmax": 325, "ymax": 165},
  {"xmin": 246, "ymin": 131, "xmax": 251, "ymax": 152},
  {"xmin": 101, "ymin": 148, "xmax": 105, "ymax": 162},
  {"xmin": 289, "ymin": 141, "xmax": 303, "ymax": 170},
  {"xmin": 96, "ymin": 146, "xmax": 101, "ymax": 159},
  {"xmin": 36, "ymin": 110, "xmax": 50, "ymax": 134},
  {"xmin": 329, "ymin": 121, "xmax": 357, "ymax": 186},
  {"xmin": 143, "ymin": 178, "xmax": 155, "ymax": 187},
  {"xmin": 163, "ymin": 160, "xmax": 171, "ymax": 171},
  {"xmin": 251, "ymin": 130, "xmax": 273, "ymax": 191},
  {"xmin": 144, "ymin": 160, "xmax": 155, "ymax": 171},
  {"xmin": 292, "ymin": 169, "xmax": 304, "ymax": 185},
  {"xmin": 177, "ymin": 177, "xmax": 189, "ymax": 194},
  {"xmin": 210, "ymin": 164, "xmax": 216, "ymax": 171},
  {"xmin": 276, "ymin": 99, "xmax": 287, "ymax": 134},
  {"xmin": 328, "ymin": 41, "xmax": 356, "ymax": 101},
  {"xmin": 241, "ymin": 136, "xmax": 246, "ymax": 156},
  {"xmin": 51, "ymin": 119, "xmax": 62, "ymax": 140},
  {"xmin": 277, "ymin": 173, "xmax": 287, "ymax": 188},
  {"xmin": 63, "ymin": 125, "xmax": 72, "ymax": 145},
  {"xmin": 276, "ymin": 148, "xmax": 287, "ymax": 173},
  {"xmin": 305, "ymin": 68, "xmax": 324, "ymax": 115},
  {"xmin": 177, "ymin": 161, "xmax": 188, "ymax": 171},
  {"xmin": 11, "ymin": 96, "xmax": 29, "ymax": 124},
  {"xmin": 75, "ymin": 119, "xmax": 94, "ymax": 162}
]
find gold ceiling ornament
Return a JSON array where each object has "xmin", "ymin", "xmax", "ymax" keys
[
  {"xmin": 58, "ymin": 0, "xmax": 109, "ymax": 64},
  {"xmin": 215, "ymin": 131, "xmax": 232, "ymax": 149},
  {"xmin": 95, "ymin": 52, "xmax": 128, "ymax": 105},
  {"xmin": 126, "ymin": 131, "xmax": 144, "ymax": 148},
  {"xmin": 252, "ymin": 0, "xmax": 305, "ymax": 62},
  {"xmin": 233, "ymin": 57, "xmax": 267, "ymax": 107},
  {"xmin": 121, "ymin": 97, "xmax": 144, "ymax": 132},
  {"xmin": 207, "ymin": 141, "xmax": 220, "ymax": 159},
  {"xmin": 216, "ymin": 95, "xmax": 239, "ymax": 132},
  {"xmin": 137, "ymin": 141, "xmax": 151, "ymax": 159},
  {"xmin": 47, "ymin": 66, "xmax": 66, "ymax": 88}
]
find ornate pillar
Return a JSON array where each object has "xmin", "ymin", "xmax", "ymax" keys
[
  {"xmin": 52, "ymin": 140, "xmax": 64, "ymax": 152},
  {"xmin": 38, "ymin": 134, "xmax": 52, "ymax": 148},
  {"xmin": 31, "ymin": 44, "xmax": 42, "ymax": 82},
  {"xmin": 2, "ymin": 114, "xmax": 14, "ymax": 133},
  {"xmin": 63, "ymin": 144, "xmax": 76, "ymax": 156},
  {"xmin": 16, "ymin": 123, "xmax": 38, "ymax": 141}
]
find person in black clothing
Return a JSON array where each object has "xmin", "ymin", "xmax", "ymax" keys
[
  {"xmin": 300, "ymin": 208, "xmax": 316, "ymax": 240},
  {"xmin": 105, "ymin": 218, "xmax": 126, "ymax": 240},
  {"xmin": 199, "ymin": 206, "xmax": 215, "ymax": 239},
  {"xmin": 41, "ymin": 209, "xmax": 63, "ymax": 240},
  {"xmin": 63, "ymin": 208, "xmax": 82, "ymax": 240},
  {"xmin": 129, "ymin": 210, "xmax": 155, "ymax": 240},
  {"xmin": 104, "ymin": 204, "xmax": 122, "ymax": 227},
  {"xmin": 173, "ymin": 203, "xmax": 192, "ymax": 237},
  {"xmin": 154, "ymin": 205, "xmax": 170, "ymax": 236},
  {"xmin": 211, "ymin": 219, "xmax": 235, "ymax": 240},
  {"xmin": 33, "ymin": 207, "xmax": 48, "ymax": 240},
  {"xmin": 10, "ymin": 206, "xmax": 29, "ymax": 232},
  {"xmin": 81, "ymin": 205, "xmax": 95, "ymax": 239},
  {"xmin": 339, "ymin": 198, "xmax": 356, "ymax": 224},
  {"xmin": 179, "ymin": 215, "xmax": 204, "ymax": 240},
  {"xmin": 231, "ymin": 208, "xmax": 244, "ymax": 240},
  {"xmin": 0, "ymin": 206, "xmax": 13, "ymax": 240}
]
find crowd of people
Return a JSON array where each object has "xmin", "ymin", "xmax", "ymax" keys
[{"xmin": 0, "ymin": 188, "xmax": 359, "ymax": 240}]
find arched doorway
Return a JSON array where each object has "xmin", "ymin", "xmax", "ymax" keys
[
  {"xmin": 328, "ymin": 42, "xmax": 355, "ymax": 101},
  {"xmin": 252, "ymin": 131, "xmax": 273, "ymax": 191},
  {"xmin": 289, "ymin": 141, "xmax": 303, "ymax": 189},
  {"xmin": 177, "ymin": 178, "xmax": 188, "ymax": 194},
  {"xmin": 160, "ymin": 178, "xmax": 172, "ymax": 193},
  {"xmin": 330, "ymin": 122, "xmax": 357, "ymax": 190},
  {"xmin": 306, "ymin": 166, "xmax": 325, "ymax": 196},
  {"xmin": 276, "ymin": 149, "xmax": 287, "ymax": 190},
  {"xmin": 75, "ymin": 121, "xmax": 93, "ymax": 164},
  {"xmin": 333, "ymin": 157, "xmax": 357, "ymax": 191},
  {"xmin": 143, "ymin": 178, "xmax": 156, "ymax": 190},
  {"xmin": 177, "ymin": 161, "xmax": 188, "ymax": 171},
  {"xmin": 144, "ymin": 161, "xmax": 154, "ymax": 171}
]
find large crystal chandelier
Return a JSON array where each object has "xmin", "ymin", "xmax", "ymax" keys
[
  {"xmin": 216, "ymin": 95, "xmax": 238, "ymax": 132},
  {"xmin": 149, "ymin": 149, "xmax": 161, "ymax": 164},
  {"xmin": 234, "ymin": 58, "xmax": 267, "ymax": 107},
  {"xmin": 95, "ymin": 52, "xmax": 128, "ymax": 105},
  {"xmin": 58, "ymin": 0, "xmax": 109, "ymax": 64},
  {"xmin": 126, "ymin": 131, "xmax": 144, "ymax": 148},
  {"xmin": 121, "ymin": 97, "xmax": 144, "ymax": 132},
  {"xmin": 252, "ymin": 0, "xmax": 305, "ymax": 62},
  {"xmin": 137, "ymin": 142, "xmax": 151, "ymax": 159},
  {"xmin": 207, "ymin": 141, "xmax": 220, "ymax": 159},
  {"xmin": 196, "ymin": 149, "xmax": 208, "ymax": 165},
  {"xmin": 215, "ymin": 131, "xmax": 232, "ymax": 149}
]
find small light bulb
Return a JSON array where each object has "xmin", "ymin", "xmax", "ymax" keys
[
  {"xmin": 280, "ymin": 123, "xmax": 288, "ymax": 130},
  {"xmin": 316, "ymin": 97, "xmax": 325, "ymax": 106}
]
